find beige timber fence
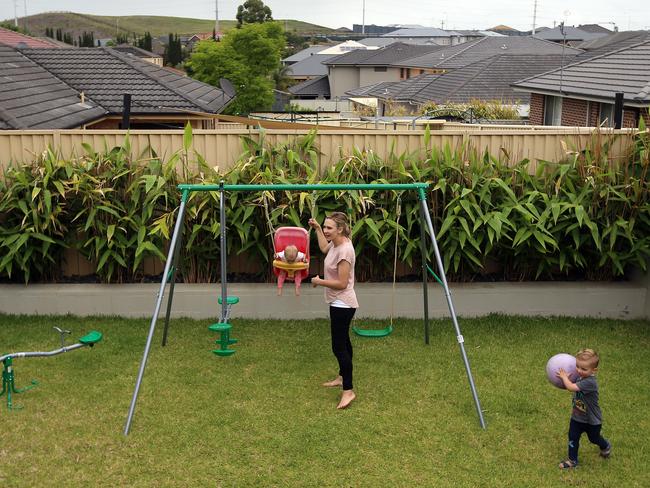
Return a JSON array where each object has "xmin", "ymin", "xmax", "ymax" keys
[{"xmin": 0, "ymin": 127, "xmax": 638, "ymax": 174}]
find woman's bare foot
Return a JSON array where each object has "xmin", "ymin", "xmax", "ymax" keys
[
  {"xmin": 322, "ymin": 376, "xmax": 343, "ymax": 388},
  {"xmin": 337, "ymin": 390, "xmax": 356, "ymax": 409}
]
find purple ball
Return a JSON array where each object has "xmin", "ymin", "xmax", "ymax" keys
[{"xmin": 546, "ymin": 353, "xmax": 578, "ymax": 389}]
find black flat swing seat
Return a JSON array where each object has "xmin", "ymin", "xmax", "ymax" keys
[{"xmin": 352, "ymin": 325, "xmax": 393, "ymax": 338}]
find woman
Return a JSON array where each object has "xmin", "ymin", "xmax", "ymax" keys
[{"xmin": 309, "ymin": 212, "xmax": 358, "ymax": 409}]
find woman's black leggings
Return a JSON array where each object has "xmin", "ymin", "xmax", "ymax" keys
[{"xmin": 329, "ymin": 306, "xmax": 356, "ymax": 390}]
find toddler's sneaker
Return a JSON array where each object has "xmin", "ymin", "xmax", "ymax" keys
[
  {"xmin": 559, "ymin": 459, "xmax": 578, "ymax": 469},
  {"xmin": 600, "ymin": 443, "xmax": 612, "ymax": 458}
]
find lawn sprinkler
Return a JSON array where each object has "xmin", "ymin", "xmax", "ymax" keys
[{"xmin": 0, "ymin": 326, "xmax": 103, "ymax": 410}]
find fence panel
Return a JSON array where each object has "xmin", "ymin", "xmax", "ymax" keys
[{"xmin": 0, "ymin": 128, "xmax": 637, "ymax": 173}]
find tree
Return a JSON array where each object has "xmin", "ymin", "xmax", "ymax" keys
[
  {"xmin": 236, "ymin": 0, "xmax": 273, "ymax": 27},
  {"xmin": 187, "ymin": 22, "xmax": 285, "ymax": 114},
  {"xmin": 78, "ymin": 31, "xmax": 95, "ymax": 48},
  {"xmin": 137, "ymin": 32, "xmax": 153, "ymax": 52},
  {"xmin": 165, "ymin": 33, "xmax": 183, "ymax": 66}
]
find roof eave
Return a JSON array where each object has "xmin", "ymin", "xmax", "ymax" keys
[{"xmin": 511, "ymin": 86, "xmax": 650, "ymax": 108}]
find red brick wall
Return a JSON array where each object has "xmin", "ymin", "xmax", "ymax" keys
[
  {"xmin": 561, "ymin": 98, "xmax": 589, "ymax": 126},
  {"xmin": 641, "ymin": 108, "xmax": 650, "ymax": 126},
  {"xmin": 529, "ymin": 93, "xmax": 544, "ymax": 125},
  {"xmin": 623, "ymin": 109, "xmax": 638, "ymax": 128},
  {"xmin": 588, "ymin": 101, "xmax": 600, "ymax": 127}
]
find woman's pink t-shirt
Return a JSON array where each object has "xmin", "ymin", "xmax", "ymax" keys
[{"xmin": 324, "ymin": 239, "xmax": 359, "ymax": 308}]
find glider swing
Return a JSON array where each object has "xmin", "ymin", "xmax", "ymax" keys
[
  {"xmin": 351, "ymin": 192, "xmax": 402, "ymax": 338},
  {"xmin": 123, "ymin": 182, "xmax": 486, "ymax": 435}
]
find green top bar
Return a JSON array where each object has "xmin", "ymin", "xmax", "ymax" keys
[{"xmin": 178, "ymin": 183, "xmax": 429, "ymax": 192}]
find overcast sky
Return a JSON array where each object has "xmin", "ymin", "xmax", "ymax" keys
[{"xmin": 2, "ymin": 0, "xmax": 649, "ymax": 32}]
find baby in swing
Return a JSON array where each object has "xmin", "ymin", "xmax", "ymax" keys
[{"xmin": 275, "ymin": 245, "xmax": 307, "ymax": 296}]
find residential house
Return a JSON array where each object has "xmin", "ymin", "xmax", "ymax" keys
[
  {"xmin": 111, "ymin": 45, "xmax": 164, "ymax": 66},
  {"xmin": 0, "ymin": 44, "xmax": 105, "ymax": 129},
  {"xmin": 0, "ymin": 45, "xmax": 232, "ymax": 129},
  {"xmin": 347, "ymin": 54, "xmax": 580, "ymax": 117},
  {"xmin": 575, "ymin": 30, "xmax": 650, "ymax": 59},
  {"xmin": 511, "ymin": 40, "xmax": 650, "ymax": 127},
  {"xmin": 379, "ymin": 27, "xmax": 501, "ymax": 46},
  {"xmin": 532, "ymin": 25, "xmax": 609, "ymax": 46},
  {"xmin": 285, "ymin": 40, "xmax": 379, "ymax": 82},
  {"xmin": 392, "ymin": 36, "xmax": 583, "ymax": 76},
  {"xmin": 324, "ymin": 42, "xmax": 443, "ymax": 98},
  {"xmin": 0, "ymin": 26, "xmax": 61, "ymax": 48},
  {"xmin": 288, "ymin": 76, "xmax": 331, "ymax": 100}
]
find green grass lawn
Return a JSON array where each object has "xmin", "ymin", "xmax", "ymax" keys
[{"xmin": 0, "ymin": 313, "xmax": 648, "ymax": 487}]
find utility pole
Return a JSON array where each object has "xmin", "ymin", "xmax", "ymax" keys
[
  {"xmin": 14, "ymin": 0, "xmax": 18, "ymax": 27},
  {"xmin": 23, "ymin": 0, "xmax": 27, "ymax": 31},
  {"xmin": 532, "ymin": 0, "xmax": 537, "ymax": 35},
  {"xmin": 362, "ymin": 0, "xmax": 365, "ymax": 35},
  {"xmin": 215, "ymin": 0, "xmax": 219, "ymax": 39}
]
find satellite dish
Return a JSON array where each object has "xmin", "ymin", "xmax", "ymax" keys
[{"xmin": 219, "ymin": 78, "xmax": 236, "ymax": 99}]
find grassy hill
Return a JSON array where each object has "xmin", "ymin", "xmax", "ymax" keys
[{"xmin": 11, "ymin": 12, "xmax": 335, "ymax": 39}]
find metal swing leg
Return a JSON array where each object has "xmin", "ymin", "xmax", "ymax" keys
[
  {"xmin": 124, "ymin": 193, "xmax": 189, "ymax": 435},
  {"xmin": 418, "ymin": 194, "xmax": 487, "ymax": 430}
]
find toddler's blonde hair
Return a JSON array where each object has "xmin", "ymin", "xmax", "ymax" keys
[
  {"xmin": 284, "ymin": 245, "xmax": 299, "ymax": 263},
  {"xmin": 576, "ymin": 348, "xmax": 599, "ymax": 368}
]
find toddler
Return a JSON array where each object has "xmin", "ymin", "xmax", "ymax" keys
[
  {"xmin": 556, "ymin": 348, "xmax": 611, "ymax": 469},
  {"xmin": 275, "ymin": 244, "xmax": 306, "ymax": 296}
]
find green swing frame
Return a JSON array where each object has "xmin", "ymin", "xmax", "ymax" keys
[{"xmin": 123, "ymin": 182, "xmax": 486, "ymax": 435}]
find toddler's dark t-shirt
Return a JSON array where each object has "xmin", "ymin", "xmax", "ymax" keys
[{"xmin": 571, "ymin": 376, "xmax": 602, "ymax": 425}]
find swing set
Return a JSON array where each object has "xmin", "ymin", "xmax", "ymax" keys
[{"xmin": 123, "ymin": 182, "xmax": 486, "ymax": 435}]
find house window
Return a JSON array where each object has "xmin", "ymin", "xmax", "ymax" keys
[
  {"xmin": 544, "ymin": 96, "xmax": 562, "ymax": 125},
  {"xmin": 400, "ymin": 68, "xmax": 406, "ymax": 79},
  {"xmin": 599, "ymin": 103, "xmax": 614, "ymax": 127},
  {"xmin": 374, "ymin": 66, "xmax": 387, "ymax": 72}
]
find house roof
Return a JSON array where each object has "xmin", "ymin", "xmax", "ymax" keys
[
  {"xmin": 283, "ymin": 45, "xmax": 328, "ymax": 63},
  {"xmin": 324, "ymin": 42, "xmax": 442, "ymax": 67},
  {"xmin": 288, "ymin": 75, "xmax": 330, "ymax": 97},
  {"xmin": 511, "ymin": 39, "xmax": 650, "ymax": 106},
  {"xmin": 287, "ymin": 53, "xmax": 337, "ymax": 77},
  {"xmin": 577, "ymin": 24, "xmax": 613, "ymax": 34},
  {"xmin": 110, "ymin": 45, "xmax": 161, "ymax": 59},
  {"xmin": 17, "ymin": 47, "xmax": 229, "ymax": 114},
  {"xmin": 0, "ymin": 27, "xmax": 61, "ymax": 49},
  {"xmin": 358, "ymin": 37, "xmax": 398, "ymax": 48},
  {"xmin": 532, "ymin": 26, "xmax": 608, "ymax": 42},
  {"xmin": 350, "ymin": 54, "xmax": 578, "ymax": 105},
  {"xmin": 0, "ymin": 43, "xmax": 106, "ymax": 129},
  {"xmin": 347, "ymin": 73, "xmax": 440, "ymax": 101},
  {"xmin": 576, "ymin": 30, "xmax": 650, "ymax": 59},
  {"xmin": 381, "ymin": 27, "xmax": 456, "ymax": 38},
  {"xmin": 396, "ymin": 36, "xmax": 583, "ymax": 69}
]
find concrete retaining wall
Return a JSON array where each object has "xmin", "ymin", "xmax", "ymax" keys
[{"xmin": 0, "ymin": 281, "xmax": 647, "ymax": 320}]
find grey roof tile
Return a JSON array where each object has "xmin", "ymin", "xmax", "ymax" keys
[
  {"xmin": 324, "ymin": 42, "xmax": 442, "ymax": 67},
  {"xmin": 512, "ymin": 39, "xmax": 650, "ymax": 105},
  {"xmin": 0, "ymin": 43, "xmax": 105, "ymax": 129},
  {"xmin": 20, "ymin": 47, "xmax": 229, "ymax": 114},
  {"xmin": 352, "ymin": 54, "xmax": 579, "ymax": 105},
  {"xmin": 287, "ymin": 54, "xmax": 336, "ymax": 77},
  {"xmin": 397, "ymin": 36, "xmax": 583, "ymax": 69},
  {"xmin": 288, "ymin": 75, "xmax": 330, "ymax": 97}
]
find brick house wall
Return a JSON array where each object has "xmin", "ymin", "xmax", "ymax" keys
[
  {"xmin": 561, "ymin": 98, "xmax": 589, "ymax": 126},
  {"xmin": 588, "ymin": 101, "xmax": 600, "ymax": 127},
  {"xmin": 529, "ymin": 93, "xmax": 544, "ymax": 125},
  {"xmin": 641, "ymin": 108, "xmax": 650, "ymax": 126},
  {"xmin": 623, "ymin": 109, "xmax": 638, "ymax": 128}
]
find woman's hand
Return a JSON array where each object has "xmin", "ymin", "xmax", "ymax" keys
[
  {"xmin": 311, "ymin": 275, "xmax": 322, "ymax": 287},
  {"xmin": 308, "ymin": 218, "xmax": 321, "ymax": 231}
]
